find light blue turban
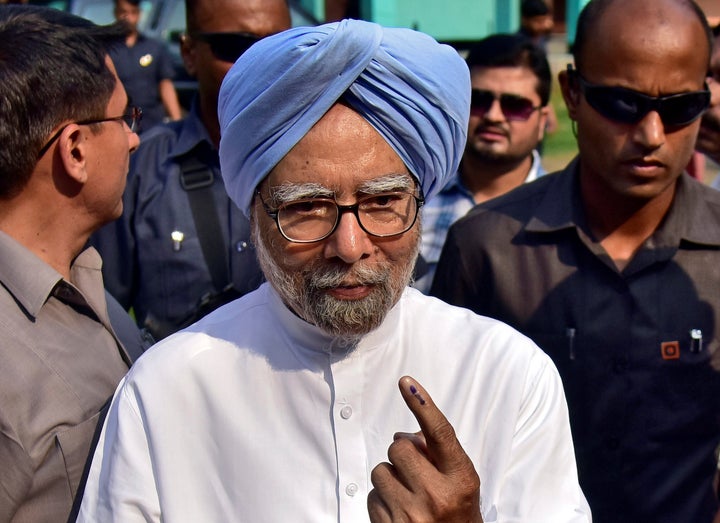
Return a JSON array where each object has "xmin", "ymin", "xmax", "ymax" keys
[{"xmin": 218, "ymin": 19, "xmax": 471, "ymax": 217}]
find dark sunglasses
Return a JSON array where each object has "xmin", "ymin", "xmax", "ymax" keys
[
  {"xmin": 569, "ymin": 65, "xmax": 710, "ymax": 127},
  {"xmin": 470, "ymin": 89, "xmax": 542, "ymax": 121},
  {"xmin": 191, "ymin": 32, "xmax": 261, "ymax": 63}
]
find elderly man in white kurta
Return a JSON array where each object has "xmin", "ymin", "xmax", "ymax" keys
[{"xmin": 78, "ymin": 19, "xmax": 591, "ymax": 523}]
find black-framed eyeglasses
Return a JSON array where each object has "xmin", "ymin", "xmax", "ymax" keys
[
  {"xmin": 470, "ymin": 88, "xmax": 542, "ymax": 121},
  {"xmin": 568, "ymin": 65, "xmax": 710, "ymax": 127},
  {"xmin": 37, "ymin": 106, "xmax": 142, "ymax": 158},
  {"xmin": 191, "ymin": 32, "xmax": 261, "ymax": 63},
  {"xmin": 257, "ymin": 190, "xmax": 425, "ymax": 243}
]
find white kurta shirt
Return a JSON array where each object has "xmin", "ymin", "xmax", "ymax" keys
[{"xmin": 78, "ymin": 284, "xmax": 590, "ymax": 522}]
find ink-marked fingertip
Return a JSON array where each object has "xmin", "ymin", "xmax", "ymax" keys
[{"xmin": 409, "ymin": 384, "xmax": 426, "ymax": 405}]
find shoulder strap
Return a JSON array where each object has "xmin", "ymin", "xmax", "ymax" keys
[{"xmin": 177, "ymin": 153, "xmax": 228, "ymax": 293}]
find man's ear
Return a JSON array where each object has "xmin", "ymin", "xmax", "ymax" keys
[
  {"xmin": 57, "ymin": 124, "xmax": 89, "ymax": 185},
  {"xmin": 537, "ymin": 106, "xmax": 550, "ymax": 142},
  {"xmin": 559, "ymin": 66, "xmax": 580, "ymax": 121},
  {"xmin": 180, "ymin": 33, "xmax": 197, "ymax": 77}
]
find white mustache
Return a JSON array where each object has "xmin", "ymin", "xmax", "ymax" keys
[{"xmin": 311, "ymin": 264, "xmax": 388, "ymax": 289}]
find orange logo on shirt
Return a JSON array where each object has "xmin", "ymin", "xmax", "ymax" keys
[{"xmin": 661, "ymin": 341, "xmax": 680, "ymax": 360}]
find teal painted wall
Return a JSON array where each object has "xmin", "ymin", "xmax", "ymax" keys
[
  {"xmin": 297, "ymin": 0, "xmax": 324, "ymax": 22},
  {"xmin": 566, "ymin": 0, "xmax": 591, "ymax": 48},
  {"xmin": 327, "ymin": 0, "xmax": 520, "ymax": 41}
]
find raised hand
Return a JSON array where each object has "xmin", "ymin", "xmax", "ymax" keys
[{"xmin": 367, "ymin": 376, "xmax": 483, "ymax": 523}]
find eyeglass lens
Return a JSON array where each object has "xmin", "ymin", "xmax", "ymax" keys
[
  {"xmin": 196, "ymin": 32, "xmax": 261, "ymax": 63},
  {"xmin": 124, "ymin": 106, "xmax": 142, "ymax": 132},
  {"xmin": 470, "ymin": 89, "xmax": 540, "ymax": 121},
  {"xmin": 275, "ymin": 193, "xmax": 421, "ymax": 243},
  {"xmin": 577, "ymin": 76, "xmax": 709, "ymax": 126}
]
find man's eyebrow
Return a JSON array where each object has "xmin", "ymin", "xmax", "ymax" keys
[
  {"xmin": 357, "ymin": 173, "xmax": 415, "ymax": 194},
  {"xmin": 269, "ymin": 182, "xmax": 333, "ymax": 206},
  {"xmin": 267, "ymin": 173, "xmax": 416, "ymax": 205}
]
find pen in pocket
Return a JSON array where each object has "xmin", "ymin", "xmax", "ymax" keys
[{"xmin": 566, "ymin": 327, "xmax": 576, "ymax": 361}]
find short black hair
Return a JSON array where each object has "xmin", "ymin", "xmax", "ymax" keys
[
  {"xmin": 113, "ymin": 0, "xmax": 141, "ymax": 6},
  {"xmin": 573, "ymin": 0, "xmax": 712, "ymax": 73},
  {"xmin": 465, "ymin": 33, "xmax": 552, "ymax": 106},
  {"xmin": 521, "ymin": 0, "xmax": 550, "ymax": 17},
  {"xmin": 0, "ymin": 6, "xmax": 126, "ymax": 198}
]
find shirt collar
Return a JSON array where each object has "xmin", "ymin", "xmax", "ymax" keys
[
  {"xmin": 664, "ymin": 173, "xmax": 720, "ymax": 247},
  {"xmin": 0, "ymin": 231, "xmax": 64, "ymax": 318},
  {"xmin": 447, "ymin": 148, "xmax": 546, "ymax": 197},
  {"xmin": 267, "ymin": 282, "xmax": 403, "ymax": 356},
  {"xmin": 168, "ymin": 99, "xmax": 216, "ymax": 161},
  {"xmin": 525, "ymin": 157, "xmax": 582, "ymax": 234},
  {"xmin": 438, "ymin": 173, "xmax": 474, "ymax": 200},
  {"xmin": 524, "ymin": 157, "xmax": 720, "ymax": 247},
  {"xmin": 526, "ymin": 149, "xmax": 546, "ymax": 182}
]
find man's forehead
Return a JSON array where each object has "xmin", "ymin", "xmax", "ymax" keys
[
  {"xmin": 471, "ymin": 66, "xmax": 540, "ymax": 85},
  {"xmin": 470, "ymin": 66, "xmax": 541, "ymax": 98},
  {"xmin": 189, "ymin": 0, "xmax": 289, "ymax": 34},
  {"xmin": 585, "ymin": 0, "xmax": 706, "ymax": 51},
  {"xmin": 578, "ymin": 1, "xmax": 709, "ymax": 84}
]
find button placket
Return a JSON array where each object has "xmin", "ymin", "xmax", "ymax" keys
[{"xmin": 331, "ymin": 355, "xmax": 368, "ymax": 519}]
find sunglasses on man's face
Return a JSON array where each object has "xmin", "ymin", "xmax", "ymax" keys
[
  {"xmin": 470, "ymin": 89, "xmax": 542, "ymax": 121},
  {"xmin": 191, "ymin": 32, "xmax": 261, "ymax": 63},
  {"xmin": 570, "ymin": 67, "xmax": 710, "ymax": 127}
]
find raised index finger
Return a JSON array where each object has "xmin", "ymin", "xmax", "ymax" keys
[{"xmin": 398, "ymin": 375, "xmax": 469, "ymax": 474}]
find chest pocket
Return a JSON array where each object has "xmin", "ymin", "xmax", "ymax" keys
[{"xmin": 55, "ymin": 410, "xmax": 103, "ymax": 499}]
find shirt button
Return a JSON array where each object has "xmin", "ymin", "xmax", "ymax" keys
[
  {"xmin": 236, "ymin": 241, "xmax": 248, "ymax": 252},
  {"xmin": 345, "ymin": 483, "xmax": 359, "ymax": 496},
  {"xmin": 340, "ymin": 405, "xmax": 353, "ymax": 419}
]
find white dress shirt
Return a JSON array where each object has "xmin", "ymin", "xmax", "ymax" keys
[{"xmin": 78, "ymin": 283, "xmax": 590, "ymax": 522}]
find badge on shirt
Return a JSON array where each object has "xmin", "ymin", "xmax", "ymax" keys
[
  {"xmin": 661, "ymin": 341, "xmax": 680, "ymax": 360},
  {"xmin": 661, "ymin": 330, "xmax": 704, "ymax": 360},
  {"xmin": 139, "ymin": 54, "xmax": 153, "ymax": 67}
]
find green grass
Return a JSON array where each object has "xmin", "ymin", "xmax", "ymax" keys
[{"xmin": 542, "ymin": 78, "xmax": 579, "ymax": 172}]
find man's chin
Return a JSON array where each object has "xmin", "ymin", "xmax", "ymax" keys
[{"xmin": 303, "ymin": 290, "xmax": 390, "ymax": 338}]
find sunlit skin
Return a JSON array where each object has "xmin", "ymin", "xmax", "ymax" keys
[
  {"xmin": 558, "ymin": 0, "xmax": 709, "ymax": 267},
  {"xmin": 181, "ymin": 0, "xmax": 290, "ymax": 147},
  {"xmin": 84, "ymin": 57, "xmax": 141, "ymax": 225},
  {"xmin": 253, "ymin": 103, "xmax": 419, "ymax": 324}
]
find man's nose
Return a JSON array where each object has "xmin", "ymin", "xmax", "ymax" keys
[
  {"xmin": 632, "ymin": 110, "xmax": 665, "ymax": 151},
  {"xmin": 323, "ymin": 211, "xmax": 374, "ymax": 263},
  {"xmin": 484, "ymin": 98, "xmax": 506, "ymax": 122}
]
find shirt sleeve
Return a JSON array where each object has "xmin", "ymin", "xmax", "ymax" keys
[
  {"xmin": 429, "ymin": 222, "xmax": 484, "ymax": 310},
  {"xmin": 77, "ymin": 378, "xmax": 161, "ymax": 522},
  {"xmin": 494, "ymin": 350, "xmax": 591, "ymax": 522}
]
